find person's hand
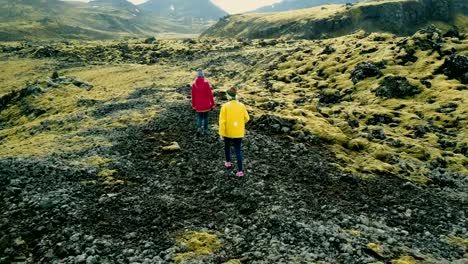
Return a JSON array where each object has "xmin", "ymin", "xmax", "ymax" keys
[{"xmin": 219, "ymin": 136, "xmax": 224, "ymax": 141}]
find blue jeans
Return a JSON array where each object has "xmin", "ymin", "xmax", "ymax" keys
[
  {"xmin": 197, "ymin": 112, "xmax": 209, "ymax": 131},
  {"xmin": 224, "ymin": 137, "xmax": 243, "ymax": 172}
]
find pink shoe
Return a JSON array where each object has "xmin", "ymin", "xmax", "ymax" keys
[
  {"xmin": 224, "ymin": 162, "xmax": 232, "ymax": 168},
  {"xmin": 235, "ymin": 171, "xmax": 244, "ymax": 177}
]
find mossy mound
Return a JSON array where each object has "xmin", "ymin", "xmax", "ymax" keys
[{"xmin": 174, "ymin": 231, "xmax": 221, "ymax": 263}]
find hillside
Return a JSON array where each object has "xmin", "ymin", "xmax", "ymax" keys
[
  {"xmin": 88, "ymin": 0, "xmax": 140, "ymax": 12},
  {"xmin": 139, "ymin": 0, "xmax": 228, "ymax": 21},
  {"xmin": 204, "ymin": 0, "xmax": 468, "ymax": 39},
  {"xmin": 0, "ymin": 0, "xmax": 208, "ymax": 41},
  {"xmin": 0, "ymin": 25, "xmax": 467, "ymax": 262},
  {"xmin": 252, "ymin": 0, "xmax": 363, "ymax": 13}
]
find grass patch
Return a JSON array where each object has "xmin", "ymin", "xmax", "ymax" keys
[{"xmin": 174, "ymin": 231, "xmax": 221, "ymax": 264}]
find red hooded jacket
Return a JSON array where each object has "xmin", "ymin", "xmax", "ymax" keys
[{"xmin": 192, "ymin": 77, "xmax": 215, "ymax": 112}]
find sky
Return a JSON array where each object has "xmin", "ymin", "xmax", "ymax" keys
[
  {"xmin": 63, "ymin": 0, "xmax": 282, "ymax": 13},
  {"xmin": 211, "ymin": 0, "xmax": 282, "ymax": 13}
]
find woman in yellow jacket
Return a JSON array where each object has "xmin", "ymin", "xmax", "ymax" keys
[{"xmin": 219, "ymin": 87, "xmax": 250, "ymax": 177}]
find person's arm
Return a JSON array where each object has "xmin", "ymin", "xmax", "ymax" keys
[
  {"xmin": 191, "ymin": 83, "xmax": 196, "ymax": 110},
  {"xmin": 208, "ymin": 83, "xmax": 215, "ymax": 109},
  {"xmin": 219, "ymin": 105, "xmax": 226, "ymax": 137},
  {"xmin": 244, "ymin": 106, "xmax": 250, "ymax": 124}
]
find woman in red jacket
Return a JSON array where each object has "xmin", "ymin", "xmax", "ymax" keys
[{"xmin": 192, "ymin": 68, "xmax": 215, "ymax": 135}]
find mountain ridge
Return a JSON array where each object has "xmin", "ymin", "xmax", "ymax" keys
[
  {"xmin": 204, "ymin": 0, "xmax": 468, "ymax": 40},
  {"xmin": 252, "ymin": 0, "xmax": 364, "ymax": 13}
]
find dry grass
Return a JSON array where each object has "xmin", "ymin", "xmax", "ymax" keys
[{"xmin": 0, "ymin": 31, "xmax": 467, "ymax": 181}]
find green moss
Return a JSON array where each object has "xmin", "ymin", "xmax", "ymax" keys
[
  {"xmin": 174, "ymin": 231, "xmax": 221, "ymax": 264},
  {"xmin": 448, "ymin": 236, "xmax": 468, "ymax": 248},
  {"xmin": 97, "ymin": 169, "xmax": 124, "ymax": 186},
  {"xmin": 390, "ymin": 256, "xmax": 421, "ymax": 264},
  {"xmin": 367, "ymin": 242, "xmax": 384, "ymax": 257},
  {"xmin": 84, "ymin": 155, "xmax": 112, "ymax": 166},
  {"xmin": 223, "ymin": 260, "xmax": 241, "ymax": 264},
  {"xmin": 347, "ymin": 138, "xmax": 369, "ymax": 151}
]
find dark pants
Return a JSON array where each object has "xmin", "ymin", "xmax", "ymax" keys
[
  {"xmin": 197, "ymin": 112, "xmax": 209, "ymax": 130},
  {"xmin": 224, "ymin": 137, "xmax": 243, "ymax": 172}
]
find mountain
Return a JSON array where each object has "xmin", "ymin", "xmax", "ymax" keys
[
  {"xmin": 88, "ymin": 0, "xmax": 141, "ymax": 13},
  {"xmin": 138, "ymin": 0, "xmax": 228, "ymax": 21},
  {"xmin": 252, "ymin": 0, "xmax": 363, "ymax": 13},
  {"xmin": 204, "ymin": 0, "xmax": 468, "ymax": 39},
  {"xmin": 0, "ymin": 0, "xmax": 202, "ymax": 41}
]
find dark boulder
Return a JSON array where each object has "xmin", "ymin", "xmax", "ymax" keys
[
  {"xmin": 33, "ymin": 46, "xmax": 60, "ymax": 58},
  {"xmin": 462, "ymin": 73, "xmax": 468, "ymax": 84},
  {"xmin": 436, "ymin": 54, "xmax": 468, "ymax": 84},
  {"xmin": 436, "ymin": 102, "xmax": 458, "ymax": 113},
  {"xmin": 366, "ymin": 113, "xmax": 395, "ymax": 125},
  {"xmin": 248, "ymin": 114, "xmax": 296, "ymax": 135},
  {"xmin": 259, "ymin": 101, "xmax": 286, "ymax": 111},
  {"xmin": 373, "ymin": 36, "xmax": 386, "ymax": 42},
  {"xmin": 360, "ymin": 47, "xmax": 378, "ymax": 54},
  {"xmin": 0, "ymin": 84, "xmax": 43, "ymax": 112},
  {"xmin": 351, "ymin": 62, "xmax": 385, "ymax": 84},
  {"xmin": 375, "ymin": 76, "xmax": 421, "ymax": 98},
  {"xmin": 144, "ymin": 36, "xmax": 157, "ymax": 44},
  {"xmin": 396, "ymin": 47, "xmax": 418, "ymax": 65},
  {"xmin": 370, "ymin": 128, "xmax": 386, "ymax": 140},
  {"xmin": 443, "ymin": 28, "xmax": 462, "ymax": 39},
  {"xmin": 319, "ymin": 89, "xmax": 342, "ymax": 105},
  {"xmin": 416, "ymin": 26, "xmax": 444, "ymax": 52},
  {"xmin": 51, "ymin": 71, "xmax": 60, "ymax": 80},
  {"xmin": 413, "ymin": 125, "xmax": 430, "ymax": 138},
  {"xmin": 321, "ymin": 46, "xmax": 336, "ymax": 55}
]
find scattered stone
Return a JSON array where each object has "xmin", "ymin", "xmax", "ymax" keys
[
  {"xmin": 70, "ymin": 233, "xmax": 80, "ymax": 242},
  {"xmin": 76, "ymin": 254, "xmax": 87, "ymax": 263},
  {"xmin": 125, "ymin": 232, "xmax": 138, "ymax": 240},
  {"xmin": 162, "ymin": 142, "xmax": 181, "ymax": 152},
  {"xmin": 86, "ymin": 255, "xmax": 99, "ymax": 264}
]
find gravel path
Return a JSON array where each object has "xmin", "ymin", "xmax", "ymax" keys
[{"xmin": 1, "ymin": 88, "xmax": 467, "ymax": 263}]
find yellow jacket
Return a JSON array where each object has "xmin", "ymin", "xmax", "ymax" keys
[{"xmin": 219, "ymin": 100, "xmax": 250, "ymax": 138}]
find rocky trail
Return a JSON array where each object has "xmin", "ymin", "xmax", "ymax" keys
[{"xmin": 1, "ymin": 84, "xmax": 467, "ymax": 263}]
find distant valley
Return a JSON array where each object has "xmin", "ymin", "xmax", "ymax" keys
[{"xmin": 0, "ymin": 0, "xmax": 227, "ymax": 41}]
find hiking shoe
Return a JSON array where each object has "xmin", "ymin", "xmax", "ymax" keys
[
  {"xmin": 235, "ymin": 171, "xmax": 244, "ymax": 177},
  {"xmin": 224, "ymin": 162, "xmax": 232, "ymax": 168}
]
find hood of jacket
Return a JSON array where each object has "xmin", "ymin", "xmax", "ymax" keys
[{"xmin": 194, "ymin": 77, "xmax": 206, "ymax": 88}]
